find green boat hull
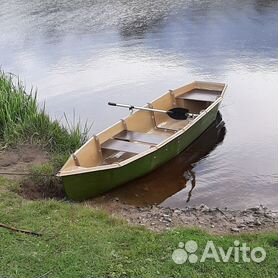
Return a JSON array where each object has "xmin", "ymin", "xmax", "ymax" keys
[{"xmin": 62, "ymin": 104, "xmax": 220, "ymax": 201}]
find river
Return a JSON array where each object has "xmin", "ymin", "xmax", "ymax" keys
[{"xmin": 1, "ymin": 0, "xmax": 277, "ymax": 209}]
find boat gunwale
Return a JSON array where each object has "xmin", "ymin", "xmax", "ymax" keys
[{"xmin": 58, "ymin": 82, "xmax": 227, "ymax": 177}]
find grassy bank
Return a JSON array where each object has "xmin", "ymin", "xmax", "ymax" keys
[
  {"xmin": 0, "ymin": 177, "xmax": 278, "ymax": 278},
  {"xmin": 0, "ymin": 70, "xmax": 89, "ymax": 154}
]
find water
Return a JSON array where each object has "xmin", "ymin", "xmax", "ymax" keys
[{"xmin": 1, "ymin": 0, "xmax": 277, "ymax": 209}]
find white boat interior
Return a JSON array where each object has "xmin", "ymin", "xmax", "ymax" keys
[{"xmin": 59, "ymin": 81, "xmax": 226, "ymax": 174}]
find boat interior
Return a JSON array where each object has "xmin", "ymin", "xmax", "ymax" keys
[{"xmin": 60, "ymin": 81, "xmax": 226, "ymax": 173}]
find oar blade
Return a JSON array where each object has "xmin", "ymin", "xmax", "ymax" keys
[{"xmin": 167, "ymin": 108, "xmax": 189, "ymax": 120}]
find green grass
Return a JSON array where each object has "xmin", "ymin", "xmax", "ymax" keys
[
  {"xmin": 0, "ymin": 70, "xmax": 90, "ymax": 154},
  {"xmin": 0, "ymin": 177, "xmax": 277, "ymax": 278}
]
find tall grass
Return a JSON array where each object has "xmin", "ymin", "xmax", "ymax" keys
[{"xmin": 0, "ymin": 70, "xmax": 90, "ymax": 154}]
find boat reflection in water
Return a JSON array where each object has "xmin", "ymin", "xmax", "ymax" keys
[{"xmin": 100, "ymin": 113, "xmax": 226, "ymax": 206}]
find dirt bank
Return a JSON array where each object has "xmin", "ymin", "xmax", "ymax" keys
[
  {"xmin": 0, "ymin": 146, "xmax": 64, "ymax": 199},
  {"xmin": 0, "ymin": 145, "xmax": 49, "ymax": 179}
]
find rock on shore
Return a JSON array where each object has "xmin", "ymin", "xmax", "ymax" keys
[{"xmin": 88, "ymin": 199, "xmax": 278, "ymax": 233}]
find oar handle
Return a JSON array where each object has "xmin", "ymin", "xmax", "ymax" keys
[
  {"xmin": 108, "ymin": 102, "xmax": 134, "ymax": 110},
  {"xmin": 108, "ymin": 102, "xmax": 165, "ymax": 113}
]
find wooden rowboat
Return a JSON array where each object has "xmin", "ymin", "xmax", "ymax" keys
[{"xmin": 58, "ymin": 81, "xmax": 227, "ymax": 201}]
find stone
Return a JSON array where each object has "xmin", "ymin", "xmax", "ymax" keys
[
  {"xmin": 198, "ymin": 204, "xmax": 209, "ymax": 211},
  {"xmin": 254, "ymin": 220, "xmax": 262, "ymax": 226}
]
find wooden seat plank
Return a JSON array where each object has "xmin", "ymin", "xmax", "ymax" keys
[
  {"xmin": 177, "ymin": 89, "xmax": 220, "ymax": 102},
  {"xmin": 157, "ymin": 118, "xmax": 189, "ymax": 131},
  {"xmin": 114, "ymin": 131, "xmax": 167, "ymax": 145},
  {"xmin": 102, "ymin": 139, "xmax": 150, "ymax": 154}
]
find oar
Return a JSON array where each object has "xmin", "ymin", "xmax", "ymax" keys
[{"xmin": 108, "ymin": 102, "xmax": 198, "ymax": 120}]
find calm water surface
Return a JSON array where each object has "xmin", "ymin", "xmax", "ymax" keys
[{"xmin": 1, "ymin": 0, "xmax": 277, "ymax": 209}]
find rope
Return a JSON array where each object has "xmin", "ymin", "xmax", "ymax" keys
[{"xmin": 0, "ymin": 171, "xmax": 56, "ymax": 177}]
